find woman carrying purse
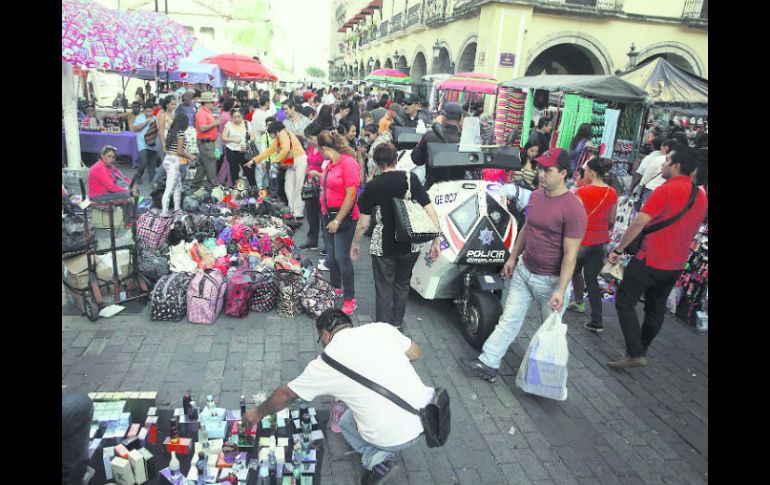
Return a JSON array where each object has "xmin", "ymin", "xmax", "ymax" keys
[{"xmin": 297, "ymin": 122, "xmax": 328, "ymax": 253}]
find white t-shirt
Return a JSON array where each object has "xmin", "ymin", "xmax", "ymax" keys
[
  {"xmin": 288, "ymin": 323, "xmax": 433, "ymax": 448},
  {"xmin": 636, "ymin": 150, "xmax": 661, "ymax": 176},
  {"xmin": 640, "ymin": 154, "xmax": 667, "ymax": 191},
  {"xmin": 322, "ymin": 93, "xmax": 336, "ymax": 105}
]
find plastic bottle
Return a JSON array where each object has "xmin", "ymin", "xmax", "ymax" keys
[{"xmin": 169, "ymin": 451, "xmax": 180, "ymax": 476}]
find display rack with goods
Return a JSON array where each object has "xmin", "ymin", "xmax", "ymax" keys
[
  {"xmin": 493, "ymin": 87, "xmax": 526, "ymax": 146},
  {"xmin": 667, "ymin": 221, "xmax": 708, "ymax": 326}
]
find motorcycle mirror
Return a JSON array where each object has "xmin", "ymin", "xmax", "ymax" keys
[
  {"xmin": 506, "ymin": 128, "xmax": 519, "ymax": 146},
  {"xmin": 432, "ymin": 122, "xmax": 447, "ymax": 142}
]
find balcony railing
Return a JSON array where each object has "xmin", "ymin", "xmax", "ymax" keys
[
  {"xmin": 424, "ymin": 0, "xmax": 446, "ymax": 25},
  {"xmin": 405, "ymin": 3, "xmax": 423, "ymax": 29},
  {"xmin": 682, "ymin": 0, "xmax": 707, "ymax": 19},
  {"xmin": 361, "ymin": 30, "xmax": 368, "ymax": 45},
  {"xmin": 391, "ymin": 12, "xmax": 403, "ymax": 32},
  {"xmin": 379, "ymin": 20, "xmax": 389, "ymax": 38},
  {"xmin": 543, "ymin": 0, "xmax": 624, "ymax": 10}
]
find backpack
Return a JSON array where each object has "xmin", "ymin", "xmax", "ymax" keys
[
  {"xmin": 136, "ymin": 241, "xmax": 170, "ymax": 282},
  {"xmin": 144, "ymin": 119, "xmax": 159, "ymax": 146},
  {"xmin": 250, "ymin": 270, "xmax": 279, "ymax": 313},
  {"xmin": 224, "ymin": 271, "xmax": 255, "ymax": 318},
  {"xmin": 150, "ymin": 272, "xmax": 195, "ymax": 321},
  {"xmin": 187, "ymin": 269, "xmax": 227, "ymax": 324},
  {"xmin": 136, "ymin": 208, "xmax": 174, "ymax": 249},
  {"xmin": 301, "ymin": 269, "xmax": 337, "ymax": 318},
  {"xmin": 275, "ymin": 269, "xmax": 304, "ymax": 317}
]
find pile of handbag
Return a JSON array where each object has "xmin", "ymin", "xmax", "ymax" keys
[
  {"xmin": 141, "ymin": 205, "xmax": 338, "ymax": 324},
  {"xmin": 62, "ymin": 209, "xmax": 96, "ymax": 256}
]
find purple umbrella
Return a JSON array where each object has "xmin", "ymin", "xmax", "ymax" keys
[{"xmin": 61, "ymin": 0, "xmax": 137, "ymax": 71}]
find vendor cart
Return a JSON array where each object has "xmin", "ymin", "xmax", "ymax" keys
[
  {"xmin": 64, "ymin": 178, "xmax": 151, "ymax": 321},
  {"xmin": 437, "ymin": 72, "xmax": 498, "ymax": 113}
]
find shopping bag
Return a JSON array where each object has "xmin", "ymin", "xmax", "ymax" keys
[
  {"xmin": 600, "ymin": 261, "xmax": 624, "ymax": 282},
  {"xmin": 515, "ymin": 311, "xmax": 569, "ymax": 401}
]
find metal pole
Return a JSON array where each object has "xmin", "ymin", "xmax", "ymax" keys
[{"xmin": 62, "ymin": 61, "xmax": 84, "ymax": 170}]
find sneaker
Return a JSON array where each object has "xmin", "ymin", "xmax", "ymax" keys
[
  {"xmin": 567, "ymin": 301, "xmax": 586, "ymax": 313},
  {"xmin": 464, "ymin": 358, "xmax": 498, "ymax": 383},
  {"xmin": 342, "ymin": 298, "xmax": 357, "ymax": 315},
  {"xmin": 334, "ymin": 288, "xmax": 342, "ymax": 297},
  {"xmin": 318, "ymin": 260, "xmax": 330, "ymax": 271},
  {"xmin": 583, "ymin": 321, "xmax": 604, "ymax": 333},
  {"xmin": 298, "ymin": 242, "xmax": 318, "ymax": 250},
  {"xmin": 320, "ymin": 249, "xmax": 328, "ymax": 257},
  {"xmin": 361, "ymin": 455, "xmax": 399, "ymax": 485}
]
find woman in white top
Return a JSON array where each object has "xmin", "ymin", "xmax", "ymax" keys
[
  {"xmin": 156, "ymin": 95, "xmax": 177, "ymax": 152},
  {"xmin": 221, "ymin": 110, "xmax": 256, "ymax": 187}
]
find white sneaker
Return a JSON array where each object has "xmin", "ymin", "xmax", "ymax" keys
[{"xmin": 317, "ymin": 260, "xmax": 330, "ymax": 271}]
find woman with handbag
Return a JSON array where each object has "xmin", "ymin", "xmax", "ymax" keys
[
  {"xmin": 317, "ymin": 130, "xmax": 360, "ymax": 315},
  {"xmin": 351, "ymin": 143, "xmax": 441, "ymax": 330},
  {"xmin": 161, "ymin": 113, "xmax": 197, "ymax": 213},
  {"xmin": 567, "ymin": 157, "xmax": 618, "ymax": 332},
  {"xmin": 246, "ymin": 120, "xmax": 307, "ymax": 219},
  {"xmin": 297, "ymin": 122, "xmax": 328, "ymax": 254},
  {"xmin": 222, "ymin": 110, "xmax": 257, "ymax": 187}
]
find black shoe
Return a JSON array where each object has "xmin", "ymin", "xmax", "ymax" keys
[
  {"xmin": 294, "ymin": 216, "xmax": 305, "ymax": 221},
  {"xmin": 298, "ymin": 242, "xmax": 318, "ymax": 250},
  {"xmin": 320, "ymin": 249, "xmax": 328, "ymax": 257},
  {"xmin": 583, "ymin": 321, "xmax": 604, "ymax": 333},
  {"xmin": 464, "ymin": 358, "xmax": 498, "ymax": 383},
  {"xmin": 361, "ymin": 455, "xmax": 399, "ymax": 485}
]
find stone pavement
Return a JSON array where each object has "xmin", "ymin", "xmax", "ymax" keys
[{"xmin": 63, "ymin": 167, "xmax": 707, "ymax": 484}]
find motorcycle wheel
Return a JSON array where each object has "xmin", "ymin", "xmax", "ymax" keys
[{"xmin": 461, "ymin": 290, "xmax": 502, "ymax": 350}]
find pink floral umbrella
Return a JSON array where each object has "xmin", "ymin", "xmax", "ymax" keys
[
  {"xmin": 61, "ymin": 0, "xmax": 137, "ymax": 71},
  {"xmin": 122, "ymin": 10, "xmax": 196, "ymax": 71}
]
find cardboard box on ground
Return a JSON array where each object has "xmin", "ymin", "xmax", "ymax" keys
[
  {"xmin": 62, "ymin": 250, "xmax": 133, "ymax": 289},
  {"xmin": 91, "ymin": 206, "xmax": 124, "ymax": 229}
]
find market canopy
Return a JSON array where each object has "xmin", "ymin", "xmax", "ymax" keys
[
  {"xmin": 618, "ymin": 57, "xmax": 708, "ymax": 108},
  {"xmin": 500, "ymin": 75, "xmax": 648, "ymax": 103},
  {"xmin": 365, "ymin": 68, "xmax": 410, "ymax": 84},
  {"xmin": 440, "ymin": 72, "xmax": 498, "ymax": 94},
  {"xmin": 133, "ymin": 59, "xmax": 224, "ymax": 87}
]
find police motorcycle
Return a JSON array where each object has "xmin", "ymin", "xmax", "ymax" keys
[{"xmin": 392, "ymin": 121, "xmax": 521, "ymax": 349}]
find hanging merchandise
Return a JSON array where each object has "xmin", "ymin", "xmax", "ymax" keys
[
  {"xmin": 668, "ymin": 222, "xmax": 708, "ymax": 325},
  {"xmin": 591, "ymin": 101, "xmax": 607, "ymax": 148},
  {"xmin": 601, "ymin": 108, "xmax": 621, "ymax": 159},
  {"xmin": 520, "ymin": 89, "xmax": 534, "ymax": 147},
  {"xmin": 493, "ymin": 88, "xmax": 526, "ymax": 145},
  {"xmin": 555, "ymin": 94, "xmax": 580, "ymax": 149}
]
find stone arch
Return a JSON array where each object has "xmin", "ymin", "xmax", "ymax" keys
[
  {"xmin": 411, "ymin": 51, "xmax": 428, "ymax": 82},
  {"xmin": 431, "ymin": 40, "xmax": 454, "ymax": 74},
  {"xmin": 384, "ymin": 57, "xmax": 393, "ymax": 69},
  {"xmin": 397, "ymin": 55, "xmax": 409, "ymax": 76},
  {"xmin": 524, "ymin": 31, "xmax": 613, "ymax": 75},
  {"xmin": 374, "ymin": 59, "xmax": 382, "ymax": 70},
  {"xmin": 359, "ymin": 61, "xmax": 365, "ymax": 79},
  {"xmin": 636, "ymin": 41, "xmax": 705, "ymax": 77},
  {"xmin": 456, "ymin": 34, "xmax": 478, "ymax": 73}
]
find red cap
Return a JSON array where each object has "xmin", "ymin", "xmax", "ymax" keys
[
  {"xmin": 534, "ymin": 148, "xmax": 570, "ymax": 170},
  {"xmin": 303, "ymin": 91, "xmax": 314, "ymax": 101}
]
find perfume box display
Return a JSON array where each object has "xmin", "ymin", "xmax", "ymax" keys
[
  {"xmin": 163, "ymin": 436, "xmax": 192, "ymax": 454},
  {"xmin": 114, "ymin": 444, "xmax": 130, "ymax": 459},
  {"xmin": 128, "ymin": 449, "xmax": 148, "ymax": 484},
  {"xmin": 159, "ymin": 467, "xmax": 189, "ymax": 485},
  {"xmin": 138, "ymin": 448, "xmax": 155, "ymax": 478},
  {"xmin": 110, "ymin": 456, "xmax": 136, "ymax": 485},
  {"xmin": 103, "ymin": 447, "xmax": 115, "ymax": 480}
]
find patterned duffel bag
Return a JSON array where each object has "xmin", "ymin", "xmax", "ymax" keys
[
  {"xmin": 301, "ymin": 269, "xmax": 337, "ymax": 318},
  {"xmin": 250, "ymin": 270, "xmax": 279, "ymax": 313},
  {"xmin": 150, "ymin": 272, "xmax": 195, "ymax": 321},
  {"xmin": 275, "ymin": 269, "xmax": 304, "ymax": 317}
]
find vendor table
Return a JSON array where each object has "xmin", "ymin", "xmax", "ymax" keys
[
  {"xmin": 87, "ymin": 407, "xmax": 327, "ymax": 484},
  {"xmin": 62, "ymin": 130, "xmax": 140, "ymax": 168}
]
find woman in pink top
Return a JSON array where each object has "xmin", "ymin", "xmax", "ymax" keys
[
  {"xmin": 88, "ymin": 146, "xmax": 135, "ymax": 200},
  {"xmin": 317, "ymin": 130, "xmax": 360, "ymax": 315},
  {"xmin": 297, "ymin": 122, "xmax": 328, "ymax": 254}
]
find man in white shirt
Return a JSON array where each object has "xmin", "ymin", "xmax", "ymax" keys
[
  {"xmin": 244, "ymin": 309, "xmax": 432, "ymax": 485},
  {"xmin": 639, "ymin": 138, "xmax": 678, "ymax": 202},
  {"xmin": 630, "ymin": 137, "xmax": 662, "ymax": 191},
  {"xmin": 322, "ymin": 87, "xmax": 338, "ymax": 105}
]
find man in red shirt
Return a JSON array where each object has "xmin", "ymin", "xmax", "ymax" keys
[
  {"xmin": 607, "ymin": 146, "xmax": 707, "ymax": 368},
  {"xmin": 190, "ymin": 91, "xmax": 222, "ymax": 188}
]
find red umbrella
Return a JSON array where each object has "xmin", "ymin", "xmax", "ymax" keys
[{"xmin": 201, "ymin": 54, "xmax": 278, "ymax": 81}]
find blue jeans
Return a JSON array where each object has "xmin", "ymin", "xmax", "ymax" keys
[
  {"xmin": 339, "ymin": 409, "xmax": 422, "ymax": 470},
  {"xmin": 62, "ymin": 394, "xmax": 94, "ymax": 485},
  {"xmin": 479, "ymin": 257, "xmax": 570, "ymax": 369},
  {"xmin": 326, "ymin": 216, "xmax": 356, "ymax": 299}
]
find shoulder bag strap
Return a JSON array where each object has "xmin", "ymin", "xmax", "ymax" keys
[
  {"xmin": 404, "ymin": 170, "xmax": 412, "ymax": 200},
  {"xmin": 642, "ymin": 183, "xmax": 699, "ymax": 236},
  {"xmin": 586, "ymin": 187, "xmax": 610, "ymax": 218},
  {"xmin": 321, "ymin": 352, "xmax": 419, "ymax": 416}
]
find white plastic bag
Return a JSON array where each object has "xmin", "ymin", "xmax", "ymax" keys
[{"xmin": 515, "ymin": 311, "xmax": 569, "ymax": 401}]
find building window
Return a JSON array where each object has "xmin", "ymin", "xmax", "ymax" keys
[
  {"xmin": 184, "ymin": 26, "xmax": 195, "ymax": 33},
  {"xmin": 200, "ymin": 27, "xmax": 215, "ymax": 42}
]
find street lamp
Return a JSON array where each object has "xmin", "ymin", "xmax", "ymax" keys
[
  {"xmin": 626, "ymin": 43, "xmax": 639, "ymax": 69},
  {"xmin": 432, "ymin": 40, "xmax": 441, "ymax": 60},
  {"xmin": 368, "ymin": 57, "xmax": 375, "ymax": 71},
  {"xmin": 393, "ymin": 51, "xmax": 400, "ymax": 67}
]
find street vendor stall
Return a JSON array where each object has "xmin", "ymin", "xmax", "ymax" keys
[
  {"xmin": 495, "ymin": 75, "xmax": 648, "ymax": 177},
  {"xmin": 438, "ymin": 72, "xmax": 498, "ymax": 112},
  {"xmin": 61, "ymin": 130, "xmax": 140, "ymax": 167}
]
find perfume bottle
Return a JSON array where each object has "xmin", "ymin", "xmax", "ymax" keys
[
  {"xmin": 240, "ymin": 395, "xmax": 247, "ymax": 431},
  {"xmin": 195, "ymin": 451, "xmax": 207, "ymax": 485},
  {"xmin": 198, "ymin": 423, "xmax": 208, "ymax": 443},
  {"xmin": 183, "ymin": 392, "xmax": 192, "ymax": 417},
  {"xmin": 256, "ymin": 462, "xmax": 270, "ymax": 485},
  {"xmin": 188, "ymin": 400, "xmax": 199, "ymax": 421},
  {"xmin": 207, "ymin": 394, "xmax": 217, "ymax": 417},
  {"xmin": 169, "ymin": 417, "xmax": 180, "ymax": 444},
  {"xmin": 293, "ymin": 457, "xmax": 302, "ymax": 484},
  {"xmin": 169, "ymin": 451, "xmax": 180, "ymax": 477},
  {"xmin": 268, "ymin": 447, "xmax": 277, "ymax": 481}
]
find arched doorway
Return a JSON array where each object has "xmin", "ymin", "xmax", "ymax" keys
[
  {"xmin": 432, "ymin": 46, "xmax": 453, "ymax": 74},
  {"xmin": 359, "ymin": 61, "xmax": 365, "ymax": 80},
  {"xmin": 457, "ymin": 42, "xmax": 477, "ymax": 72},
  {"xmin": 384, "ymin": 58, "xmax": 393, "ymax": 69},
  {"xmin": 397, "ymin": 56, "xmax": 409, "ymax": 76},
  {"xmin": 525, "ymin": 44, "xmax": 605, "ymax": 75},
  {"xmin": 374, "ymin": 59, "xmax": 381, "ymax": 70},
  {"xmin": 411, "ymin": 52, "xmax": 427, "ymax": 82}
]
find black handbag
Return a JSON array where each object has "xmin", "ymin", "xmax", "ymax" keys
[
  {"xmin": 301, "ymin": 176, "xmax": 320, "ymax": 201},
  {"xmin": 392, "ymin": 171, "xmax": 440, "ymax": 244},
  {"xmin": 625, "ymin": 183, "xmax": 698, "ymax": 255},
  {"xmin": 321, "ymin": 352, "xmax": 450, "ymax": 448},
  {"xmin": 245, "ymin": 123, "xmax": 259, "ymax": 161}
]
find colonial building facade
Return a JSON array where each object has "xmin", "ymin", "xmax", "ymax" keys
[{"xmin": 328, "ymin": 0, "xmax": 707, "ymax": 83}]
